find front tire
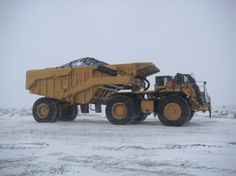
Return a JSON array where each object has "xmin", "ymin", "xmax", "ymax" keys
[
  {"xmin": 157, "ymin": 95, "xmax": 190, "ymax": 126},
  {"xmin": 32, "ymin": 97, "xmax": 61, "ymax": 122},
  {"xmin": 106, "ymin": 95, "xmax": 136, "ymax": 125}
]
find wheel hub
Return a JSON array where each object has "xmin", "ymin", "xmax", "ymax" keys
[
  {"xmin": 111, "ymin": 103, "xmax": 127, "ymax": 120},
  {"xmin": 36, "ymin": 103, "xmax": 49, "ymax": 118},
  {"xmin": 164, "ymin": 103, "xmax": 182, "ymax": 120}
]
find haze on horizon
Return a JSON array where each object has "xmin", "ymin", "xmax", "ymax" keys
[{"xmin": 0, "ymin": 0, "xmax": 236, "ymax": 108}]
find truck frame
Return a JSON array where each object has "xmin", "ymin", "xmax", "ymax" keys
[{"xmin": 26, "ymin": 58, "xmax": 211, "ymax": 126}]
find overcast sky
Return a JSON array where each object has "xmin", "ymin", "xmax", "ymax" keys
[{"xmin": 0, "ymin": 0, "xmax": 235, "ymax": 108}]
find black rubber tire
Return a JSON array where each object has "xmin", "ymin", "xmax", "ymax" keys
[
  {"xmin": 132, "ymin": 99, "xmax": 148, "ymax": 124},
  {"xmin": 157, "ymin": 95, "xmax": 191, "ymax": 126},
  {"xmin": 135, "ymin": 113, "xmax": 148, "ymax": 123},
  {"xmin": 105, "ymin": 95, "xmax": 136, "ymax": 125},
  {"xmin": 124, "ymin": 96, "xmax": 149, "ymax": 124},
  {"xmin": 188, "ymin": 110, "xmax": 195, "ymax": 122},
  {"xmin": 59, "ymin": 104, "xmax": 78, "ymax": 121},
  {"xmin": 32, "ymin": 97, "xmax": 60, "ymax": 122}
]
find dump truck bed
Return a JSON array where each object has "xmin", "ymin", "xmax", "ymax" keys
[{"xmin": 26, "ymin": 62, "xmax": 160, "ymax": 105}]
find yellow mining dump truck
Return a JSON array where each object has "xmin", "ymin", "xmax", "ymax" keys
[{"xmin": 26, "ymin": 58, "xmax": 211, "ymax": 126}]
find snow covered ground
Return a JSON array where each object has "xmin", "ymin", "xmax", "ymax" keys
[{"xmin": 0, "ymin": 109, "xmax": 236, "ymax": 176}]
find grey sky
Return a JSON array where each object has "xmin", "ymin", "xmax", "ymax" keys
[{"xmin": 0, "ymin": 0, "xmax": 235, "ymax": 108}]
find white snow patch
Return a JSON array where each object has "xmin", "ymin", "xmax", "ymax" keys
[
  {"xmin": 195, "ymin": 105, "xmax": 236, "ymax": 119},
  {"xmin": 0, "ymin": 112, "xmax": 236, "ymax": 176},
  {"xmin": 211, "ymin": 105, "xmax": 236, "ymax": 118},
  {"xmin": 0, "ymin": 108, "xmax": 32, "ymax": 117}
]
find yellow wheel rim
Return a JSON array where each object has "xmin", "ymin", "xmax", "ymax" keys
[
  {"xmin": 164, "ymin": 103, "xmax": 182, "ymax": 121},
  {"xmin": 36, "ymin": 103, "xmax": 49, "ymax": 119},
  {"xmin": 111, "ymin": 103, "xmax": 128, "ymax": 120}
]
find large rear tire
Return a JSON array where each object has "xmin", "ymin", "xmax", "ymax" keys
[
  {"xmin": 32, "ymin": 97, "xmax": 61, "ymax": 122},
  {"xmin": 106, "ymin": 95, "xmax": 136, "ymax": 125},
  {"xmin": 157, "ymin": 95, "xmax": 190, "ymax": 126},
  {"xmin": 59, "ymin": 104, "xmax": 78, "ymax": 121}
]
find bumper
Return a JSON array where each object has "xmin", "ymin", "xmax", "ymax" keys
[{"xmin": 196, "ymin": 81, "xmax": 212, "ymax": 117}]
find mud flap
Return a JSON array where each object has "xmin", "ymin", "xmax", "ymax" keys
[
  {"xmin": 81, "ymin": 104, "xmax": 89, "ymax": 113},
  {"xmin": 95, "ymin": 104, "xmax": 102, "ymax": 113}
]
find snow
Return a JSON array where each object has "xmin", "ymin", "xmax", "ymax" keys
[
  {"xmin": 211, "ymin": 105, "xmax": 236, "ymax": 118},
  {"xmin": 0, "ymin": 109, "xmax": 236, "ymax": 176},
  {"xmin": 59, "ymin": 57, "xmax": 108, "ymax": 68}
]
